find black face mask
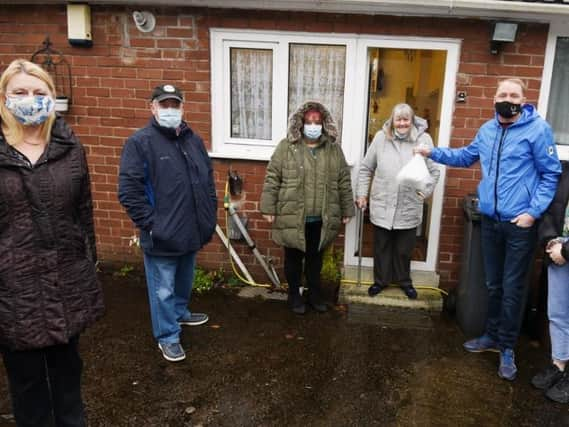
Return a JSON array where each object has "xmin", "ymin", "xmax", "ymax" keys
[{"xmin": 494, "ymin": 101, "xmax": 522, "ymax": 118}]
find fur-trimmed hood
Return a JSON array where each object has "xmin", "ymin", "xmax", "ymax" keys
[
  {"xmin": 286, "ymin": 100, "xmax": 338, "ymax": 143},
  {"xmin": 382, "ymin": 115, "xmax": 428, "ymax": 142}
]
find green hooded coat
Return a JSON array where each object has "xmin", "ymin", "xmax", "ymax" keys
[{"xmin": 260, "ymin": 101, "xmax": 355, "ymax": 252}]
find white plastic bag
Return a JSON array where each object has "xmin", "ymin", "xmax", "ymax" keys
[{"xmin": 396, "ymin": 153, "xmax": 432, "ymax": 192}]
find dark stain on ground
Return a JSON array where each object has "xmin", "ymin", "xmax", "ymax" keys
[{"xmin": 1, "ymin": 270, "xmax": 568, "ymax": 427}]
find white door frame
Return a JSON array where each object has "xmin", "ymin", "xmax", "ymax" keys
[
  {"xmin": 343, "ymin": 35, "xmax": 461, "ymax": 272},
  {"xmin": 538, "ymin": 19, "xmax": 569, "ymax": 161}
]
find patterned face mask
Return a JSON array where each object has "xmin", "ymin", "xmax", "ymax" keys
[{"xmin": 5, "ymin": 95, "xmax": 55, "ymax": 126}]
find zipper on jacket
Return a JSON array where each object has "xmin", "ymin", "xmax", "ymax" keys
[{"xmin": 494, "ymin": 127, "xmax": 508, "ymax": 221}]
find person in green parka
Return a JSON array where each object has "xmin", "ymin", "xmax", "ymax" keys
[{"xmin": 260, "ymin": 100, "xmax": 355, "ymax": 314}]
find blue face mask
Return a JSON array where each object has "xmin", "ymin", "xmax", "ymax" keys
[
  {"xmin": 5, "ymin": 95, "xmax": 55, "ymax": 126},
  {"xmin": 303, "ymin": 123, "xmax": 322, "ymax": 140},
  {"xmin": 157, "ymin": 108, "xmax": 182, "ymax": 129}
]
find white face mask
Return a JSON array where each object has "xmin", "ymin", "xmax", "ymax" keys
[
  {"xmin": 5, "ymin": 95, "xmax": 55, "ymax": 126},
  {"xmin": 157, "ymin": 108, "xmax": 182, "ymax": 129},
  {"xmin": 303, "ymin": 123, "xmax": 322, "ymax": 140}
]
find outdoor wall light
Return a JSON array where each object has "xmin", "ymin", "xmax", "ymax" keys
[
  {"xmin": 133, "ymin": 11, "xmax": 156, "ymax": 33},
  {"xmin": 490, "ymin": 22, "xmax": 518, "ymax": 55}
]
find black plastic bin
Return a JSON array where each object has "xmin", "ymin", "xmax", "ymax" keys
[{"xmin": 456, "ymin": 194, "xmax": 488, "ymax": 337}]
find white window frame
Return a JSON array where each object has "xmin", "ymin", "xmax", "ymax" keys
[
  {"xmin": 210, "ymin": 28, "xmax": 357, "ymax": 161},
  {"xmin": 538, "ymin": 20, "xmax": 569, "ymax": 161}
]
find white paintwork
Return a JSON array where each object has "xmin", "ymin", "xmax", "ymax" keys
[{"xmin": 26, "ymin": 0, "xmax": 569, "ymax": 21}]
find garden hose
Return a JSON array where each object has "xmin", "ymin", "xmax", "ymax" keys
[{"xmin": 223, "ymin": 180, "xmax": 274, "ymax": 288}]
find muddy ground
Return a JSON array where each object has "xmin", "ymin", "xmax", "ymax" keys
[{"xmin": 0, "ymin": 269, "xmax": 568, "ymax": 427}]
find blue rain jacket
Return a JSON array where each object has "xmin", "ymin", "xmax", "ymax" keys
[{"xmin": 431, "ymin": 104, "xmax": 561, "ymax": 220}]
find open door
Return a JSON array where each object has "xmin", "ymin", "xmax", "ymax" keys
[{"xmin": 345, "ymin": 37, "xmax": 459, "ymax": 275}]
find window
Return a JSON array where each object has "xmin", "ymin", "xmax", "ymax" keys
[
  {"xmin": 546, "ymin": 37, "xmax": 569, "ymax": 146},
  {"xmin": 211, "ymin": 30, "xmax": 354, "ymax": 160},
  {"xmin": 288, "ymin": 44, "xmax": 346, "ymax": 139},
  {"xmin": 230, "ymin": 48, "xmax": 273, "ymax": 140}
]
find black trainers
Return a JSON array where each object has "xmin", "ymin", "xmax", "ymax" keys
[
  {"xmin": 309, "ymin": 300, "xmax": 328, "ymax": 313},
  {"xmin": 289, "ymin": 293, "xmax": 306, "ymax": 315},
  {"xmin": 546, "ymin": 371, "xmax": 569, "ymax": 403},
  {"xmin": 402, "ymin": 286, "xmax": 418, "ymax": 300},
  {"xmin": 291, "ymin": 302, "xmax": 306, "ymax": 315},
  {"xmin": 532, "ymin": 363, "xmax": 564, "ymax": 390},
  {"xmin": 368, "ymin": 284, "xmax": 386, "ymax": 297}
]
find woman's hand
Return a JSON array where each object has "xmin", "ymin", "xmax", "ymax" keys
[
  {"xmin": 356, "ymin": 196, "xmax": 367, "ymax": 210},
  {"xmin": 263, "ymin": 214, "xmax": 275, "ymax": 223},
  {"xmin": 342, "ymin": 216, "xmax": 352, "ymax": 224},
  {"xmin": 546, "ymin": 241, "xmax": 567, "ymax": 265},
  {"xmin": 413, "ymin": 145, "xmax": 432, "ymax": 157}
]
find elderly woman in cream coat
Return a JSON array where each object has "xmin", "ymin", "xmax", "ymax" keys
[{"xmin": 356, "ymin": 103, "xmax": 439, "ymax": 299}]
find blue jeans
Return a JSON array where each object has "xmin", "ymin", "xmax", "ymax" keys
[
  {"xmin": 548, "ymin": 263, "xmax": 569, "ymax": 362},
  {"xmin": 143, "ymin": 252, "xmax": 196, "ymax": 344},
  {"xmin": 481, "ymin": 216, "xmax": 537, "ymax": 350}
]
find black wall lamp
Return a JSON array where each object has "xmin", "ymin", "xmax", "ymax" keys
[{"xmin": 490, "ymin": 22, "xmax": 518, "ymax": 55}]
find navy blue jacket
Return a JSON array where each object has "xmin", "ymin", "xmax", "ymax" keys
[{"xmin": 118, "ymin": 118, "xmax": 217, "ymax": 256}]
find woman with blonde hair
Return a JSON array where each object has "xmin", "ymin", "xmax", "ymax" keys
[{"xmin": 0, "ymin": 59, "xmax": 104, "ymax": 426}]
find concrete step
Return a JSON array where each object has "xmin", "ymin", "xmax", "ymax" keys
[{"xmin": 340, "ymin": 267, "xmax": 443, "ymax": 312}]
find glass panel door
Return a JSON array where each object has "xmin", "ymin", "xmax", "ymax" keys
[{"xmin": 359, "ymin": 47, "xmax": 446, "ymax": 262}]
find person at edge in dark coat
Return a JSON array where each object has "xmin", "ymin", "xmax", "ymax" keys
[
  {"xmin": 416, "ymin": 78, "xmax": 561, "ymax": 381},
  {"xmin": 531, "ymin": 159, "xmax": 569, "ymax": 403},
  {"xmin": 118, "ymin": 84, "xmax": 217, "ymax": 363},
  {"xmin": 260, "ymin": 100, "xmax": 355, "ymax": 315},
  {"xmin": 0, "ymin": 59, "xmax": 104, "ymax": 426}
]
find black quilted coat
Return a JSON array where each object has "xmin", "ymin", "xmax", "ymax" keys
[
  {"xmin": 0, "ymin": 117, "xmax": 104, "ymax": 351},
  {"xmin": 538, "ymin": 160, "xmax": 569, "ymax": 265}
]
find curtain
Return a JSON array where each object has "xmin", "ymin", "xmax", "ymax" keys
[
  {"xmin": 547, "ymin": 37, "xmax": 569, "ymax": 145},
  {"xmin": 230, "ymin": 48, "xmax": 272, "ymax": 140},
  {"xmin": 288, "ymin": 44, "xmax": 346, "ymax": 140}
]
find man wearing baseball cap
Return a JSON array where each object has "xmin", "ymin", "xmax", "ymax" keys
[{"xmin": 118, "ymin": 84, "xmax": 217, "ymax": 362}]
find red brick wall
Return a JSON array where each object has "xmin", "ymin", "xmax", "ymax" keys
[{"xmin": 0, "ymin": 5, "xmax": 549, "ymax": 288}]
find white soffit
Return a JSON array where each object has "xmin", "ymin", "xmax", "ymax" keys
[{"xmin": 2, "ymin": 1, "xmax": 569, "ymax": 22}]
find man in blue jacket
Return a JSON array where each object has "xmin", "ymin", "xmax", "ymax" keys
[
  {"xmin": 416, "ymin": 78, "xmax": 561, "ymax": 381},
  {"xmin": 118, "ymin": 84, "xmax": 217, "ymax": 362}
]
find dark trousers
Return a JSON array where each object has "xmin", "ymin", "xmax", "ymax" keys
[
  {"xmin": 373, "ymin": 225, "xmax": 417, "ymax": 288},
  {"xmin": 481, "ymin": 216, "xmax": 537, "ymax": 350},
  {"xmin": 1, "ymin": 336, "xmax": 85, "ymax": 427},
  {"xmin": 284, "ymin": 221, "xmax": 324, "ymax": 303}
]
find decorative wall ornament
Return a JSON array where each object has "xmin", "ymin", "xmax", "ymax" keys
[{"xmin": 30, "ymin": 37, "xmax": 72, "ymax": 113}]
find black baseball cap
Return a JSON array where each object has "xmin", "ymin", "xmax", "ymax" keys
[{"xmin": 151, "ymin": 84, "xmax": 183, "ymax": 102}]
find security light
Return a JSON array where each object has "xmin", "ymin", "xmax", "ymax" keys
[{"xmin": 490, "ymin": 22, "xmax": 518, "ymax": 55}]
